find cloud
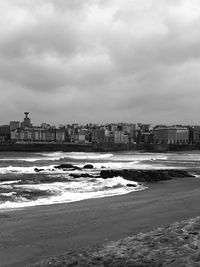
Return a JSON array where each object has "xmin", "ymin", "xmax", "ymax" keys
[{"xmin": 0, "ymin": 0, "xmax": 200, "ymax": 124}]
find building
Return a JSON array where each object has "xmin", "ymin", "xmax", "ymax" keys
[
  {"xmin": 41, "ymin": 128, "xmax": 56, "ymax": 142},
  {"xmin": 91, "ymin": 127, "xmax": 105, "ymax": 144},
  {"xmin": 189, "ymin": 126, "xmax": 200, "ymax": 144},
  {"xmin": 0, "ymin": 125, "xmax": 10, "ymax": 141},
  {"xmin": 10, "ymin": 121, "xmax": 20, "ymax": 131},
  {"xmin": 21, "ymin": 112, "xmax": 32, "ymax": 128},
  {"xmin": 153, "ymin": 126, "xmax": 189, "ymax": 144},
  {"xmin": 56, "ymin": 128, "xmax": 66, "ymax": 143},
  {"xmin": 137, "ymin": 123, "xmax": 151, "ymax": 132}
]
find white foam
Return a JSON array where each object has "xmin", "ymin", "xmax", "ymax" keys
[
  {"xmin": 0, "ymin": 176, "xmax": 147, "ymax": 210},
  {"xmin": 0, "ymin": 160, "xmax": 184, "ymax": 175},
  {"xmin": 109, "ymin": 154, "xmax": 168, "ymax": 162},
  {"xmin": 0, "ymin": 157, "xmax": 61, "ymax": 162},
  {"xmin": 0, "ymin": 180, "xmax": 21, "ymax": 185},
  {"xmin": 0, "ymin": 165, "xmax": 67, "ymax": 174},
  {"xmin": 39, "ymin": 152, "xmax": 113, "ymax": 160},
  {"xmin": 76, "ymin": 161, "xmax": 184, "ymax": 170},
  {"xmin": 0, "ymin": 192, "xmax": 15, "ymax": 196}
]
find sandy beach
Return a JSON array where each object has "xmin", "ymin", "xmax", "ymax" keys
[{"xmin": 0, "ymin": 177, "xmax": 200, "ymax": 267}]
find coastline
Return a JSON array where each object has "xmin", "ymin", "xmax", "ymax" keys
[
  {"xmin": 0, "ymin": 177, "xmax": 200, "ymax": 266},
  {"xmin": 0, "ymin": 142, "xmax": 200, "ymax": 152}
]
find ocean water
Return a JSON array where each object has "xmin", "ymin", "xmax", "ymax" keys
[{"xmin": 0, "ymin": 151, "xmax": 199, "ymax": 210}]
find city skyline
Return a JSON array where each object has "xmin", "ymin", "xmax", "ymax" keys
[
  {"xmin": 4, "ymin": 111, "xmax": 200, "ymax": 128},
  {"xmin": 0, "ymin": 0, "xmax": 200, "ymax": 125}
]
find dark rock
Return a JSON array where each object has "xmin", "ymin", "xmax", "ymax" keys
[
  {"xmin": 54, "ymin": 164, "xmax": 80, "ymax": 170},
  {"xmin": 126, "ymin": 183, "xmax": 137, "ymax": 187},
  {"xmin": 189, "ymin": 232, "xmax": 199, "ymax": 235},
  {"xmin": 100, "ymin": 169, "xmax": 195, "ymax": 182},
  {"xmin": 34, "ymin": 168, "xmax": 45, "ymax": 172},
  {"xmin": 0, "ymin": 178, "xmax": 13, "ymax": 182},
  {"xmin": 83, "ymin": 164, "xmax": 94, "ymax": 169},
  {"xmin": 69, "ymin": 173, "xmax": 94, "ymax": 178}
]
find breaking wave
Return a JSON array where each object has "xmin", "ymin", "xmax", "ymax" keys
[
  {"xmin": 39, "ymin": 152, "xmax": 114, "ymax": 160},
  {"xmin": 0, "ymin": 176, "xmax": 147, "ymax": 210},
  {"xmin": 0, "ymin": 150, "xmax": 198, "ymax": 211}
]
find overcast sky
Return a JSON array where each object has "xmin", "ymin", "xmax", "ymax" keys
[{"xmin": 0, "ymin": 0, "xmax": 200, "ymax": 125}]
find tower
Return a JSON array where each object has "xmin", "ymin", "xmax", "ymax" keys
[
  {"xmin": 24, "ymin": 112, "xmax": 29, "ymax": 119},
  {"xmin": 21, "ymin": 112, "xmax": 32, "ymax": 128}
]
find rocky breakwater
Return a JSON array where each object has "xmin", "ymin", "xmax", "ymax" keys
[
  {"xmin": 33, "ymin": 164, "xmax": 194, "ymax": 183},
  {"xmin": 100, "ymin": 169, "xmax": 194, "ymax": 182}
]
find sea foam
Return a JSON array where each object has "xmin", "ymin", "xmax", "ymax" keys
[{"xmin": 0, "ymin": 176, "xmax": 147, "ymax": 210}]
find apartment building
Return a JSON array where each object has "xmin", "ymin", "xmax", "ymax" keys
[{"xmin": 153, "ymin": 126, "xmax": 189, "ymax": 144}]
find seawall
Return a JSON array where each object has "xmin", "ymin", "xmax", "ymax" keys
[
  {"xmin": 0, "ymin": 142, "xmax": 199, "ymax": 152},
  {"xmin": 0, "ymin": 143, "xmax": 95, "ymax": 152}
]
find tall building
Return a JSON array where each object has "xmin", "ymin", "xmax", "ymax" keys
[
  {"xmin": 10, "ymin": 121, "xmax": 20, "ymax": 131},
  {"xmin": 21, "ymin": 112, "xmax": 32, "ymax": 128},
  {"xmin": 0, "ymin": 125, "xmax": 10, "ymax": 141},
  {"xmin": 188, "ymin": 126, "xmax": 200, "ymax": 144},
  {"xmin": 153, "ymin": 126, "xmax": 189, "ymax": 144}
]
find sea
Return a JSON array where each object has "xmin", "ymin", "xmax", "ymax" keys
[{"xmin": 0, "ymin": 151, "xmax": 199, "ymax": 210}]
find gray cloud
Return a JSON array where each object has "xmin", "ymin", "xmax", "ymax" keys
[{"xmin": 0, "ymin": 0, "xmax": 200, "ymax": 125}]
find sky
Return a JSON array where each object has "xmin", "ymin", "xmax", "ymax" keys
[{"xmin": 0, "ymin": 0, "xmax": 200, "ymax": 125}]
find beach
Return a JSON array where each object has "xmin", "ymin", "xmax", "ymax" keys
[{"xmin": 0, "ymin": 177, "xmax": 200, "ymax": 266}]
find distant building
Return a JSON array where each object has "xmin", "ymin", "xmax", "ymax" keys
[
  {"xmin": 0, "ymin": 125, "xmax": 10, "ymax": 141},
  {"xmin": 141, "ymin": 132, "xmax": 153, "ymax": 144},
  {"xmin": 189, "ymin": 126, "xmax": 200, "ymax": 144},
  {"xmin": 56, "ymin": 128, "xmax": 66, "ymax": 143},
  {"xmin": 153, "ymin": 126, "xmax": 189, "ymax": 144},
  {"xmin": 104, "ymin": 131, "xmax": 114, "ymax": 146},
  {"xmin": 21, "ymin": 112, "xmax": 32, "ymax": 128},
  {"xmin": 10, "ymin": 121, "xmax": 20, "ymax": 131},
  {"xmin": 41, "ymin": 128, "xmax": 56, "ymax": 142},
  {"xmin": 41, "ymin": 123, "xmax": 51, "ymax": 129},
  {"xmin": 137, "ymin": 123, "xmax": 151, "ymax": 132},
  {"xmin": 91, "ymin": 127, "xmax": 105, "ymax": 144},
  {"xmin": 113, "ymin": 129, "xmax": 129, "ymax": 144}
]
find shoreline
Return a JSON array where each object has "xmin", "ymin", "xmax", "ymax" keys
[
  {"xmin": 0, "ymin": 142, "xmax": 200, "ymax": 152},
  {"xmin": 0, "ymin": 177, "xmax": 200, "ymax": 266}
]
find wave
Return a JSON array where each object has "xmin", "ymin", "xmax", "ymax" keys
[
  {"xmin": 0, "ymin": 176, "xmax": 147, "ymax": 210},
  {"xmin": 0, "ymin": 151, "xmax": 112, "ymax": 162},
  {"xmin": 0, "ymin": 165, "xmax": 54, "ymax": 174},
  {"xmin": 0, "ymin": 156, "xmax": 62, "ymax": 162},
  {"xmin": 0, "ymin": 161, "xmax": 183, "ymax": 175},
  {"xmin": 39, "ymin": 152, "xmax": 170, "ymax": 162},
  {"xmin": 0, "ymin": 180, "xmax": 21, "ymax": 185},
  {"xmin": 39, "ymin": 152, "xmax": 114, "ymax": 160},
  {"xmin": 109, "ymin": 154, "xmax": 168, "ymax": 162},
  {"xmin": 0, "ymin": 152, "xmax": 170, "ymax": 168},
  {"xmin": 3, "ymin": 151, "xmax": 200, "ymax": 167}
]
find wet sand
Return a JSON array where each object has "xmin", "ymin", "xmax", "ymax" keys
[{"xmin": 0, "ymin": 177, "xmax": 200, "ymax": 266}]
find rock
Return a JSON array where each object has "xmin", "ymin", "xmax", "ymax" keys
[
  {"xmin": 83, "ymin": 164, "xmax": 94, "ymax": 169},
  {"xmin": 126, "ymin": 184, "xmax": 137, "ymax": 187},
  {"xmin": 189, "ymin": 232, "xmax": 199, "ymax": 235},
  {"xmin": 54, "ymin": 164, "xmax": 80, "ymax": 170},
  {"xmin": 69, "ymin": 173, "xmax": 94, "ymax": 178},
  {"xmin": 34, "ymin": 168, "xmax": 45, "ymax": 172},
  {"xmin": 100, "ymin": 169, "xmax": 194, "ymax": 182}
]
